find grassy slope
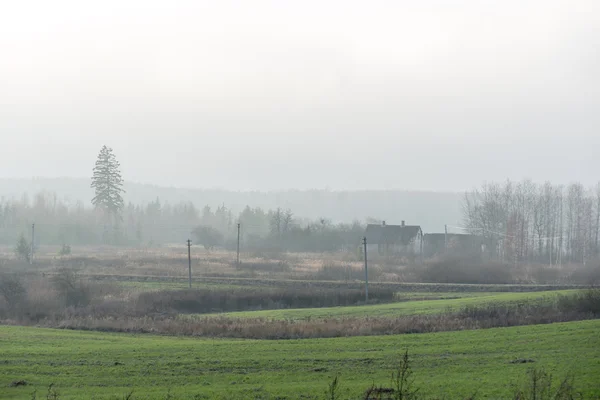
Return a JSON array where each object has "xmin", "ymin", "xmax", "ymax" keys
[
  {"xmin": 2, "ymin": 320, "xmax": 599, "ymax": 399},
  {"xmin": 211, "ymin": 290, "xmax": 578, "ymax": 320}
]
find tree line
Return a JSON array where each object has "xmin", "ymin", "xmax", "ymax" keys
[
  {"xmin": 463, "ymin": 180, "xmax": 600, "ymax": 264},
  {"xmin": 0, "ymin": 146, "xmax": 367, "ymax": 254},
  {"xmin": 4, "ymin": 146, "xmax": 599, "ymax": 264},
  {"xmin": 3, "ymin": 179, "xmax": 600, "ymax": 264},
  {"xmin": 0, "ymin": 192, "xmax": 366, "ymax": 253}
]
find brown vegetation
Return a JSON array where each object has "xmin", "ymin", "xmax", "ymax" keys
[
  {"xmin": 1, "ymin": 270, "xmax": 598, "ymax": 340},
  {"xmin": 406, "ymin": 255, "xmax": 600, "ymax": 286},
  {"xmin": 3, "ymin": 244, "xmax": 598, "ymax": 287}
]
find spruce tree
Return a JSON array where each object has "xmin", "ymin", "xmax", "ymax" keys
[
  {"xmin": 15, "ymin": 233, "xmax": 30, "ymax": 262},
  {"xmin": 91, "ymin": 145, "xmax": 125, "ymax": 220}
]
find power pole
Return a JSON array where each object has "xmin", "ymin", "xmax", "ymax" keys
[
  {"xmin": 187, "ymin": 239, "xmax": 192, "ymax": 289},
  {"xmin": 236, "ymin": 223, "xmax": 241, "ymax": 266},
  {"xmin": 444, "ymin": 224, "xmax": 448, "ymax": 252},
  {"xmin": 31, "ymin": 223, "xmax": 35, "ymax": 265},
  {"xmin": 420, "ymin": 229, "xmax": 424, "ymax": 264},
  {"xmin": 363, "ymin": 236, "xmax": 368, "ymax": 302}
]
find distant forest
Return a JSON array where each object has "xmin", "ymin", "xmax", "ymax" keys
[
  {"xmin": 0, "ymin": 178, "xmax": 462, "ymax": 248},
  {"xmin": 2, "ymin": 179, "xmax": 598, "ymax": 265}
]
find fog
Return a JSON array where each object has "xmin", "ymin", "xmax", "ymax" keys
[{"xmin": 1, "ymin": 0, "xmax": 599, "ymax": 190}]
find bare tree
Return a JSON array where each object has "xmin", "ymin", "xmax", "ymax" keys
[
  {"xmin": 463, "ymin": 179, "xmax": 599, "ymax": 266},
  {"xmin": 566, "ymin": 183, "xmax": 585, "ymax": 263},
  {"xmin": 463, "ymin": 182, "xmax": 507, "ymax": 259},
  {"xmin": 533, "ymin": 185, "xmax": 545, "ymax": 262}
]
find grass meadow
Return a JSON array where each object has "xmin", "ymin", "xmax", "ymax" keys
[
  {"xmin": 211, "ymin": 290, "xmax": 578, "ymax": 320},
  {"xmin": 1, "ymin": 246, "xmax": 599, "ymax": 399},
  {"xmin": 2, "ymin": 320, "xmax": 600, "ymax": 399}
]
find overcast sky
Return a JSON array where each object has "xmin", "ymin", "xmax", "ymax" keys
[{"xmin": 1, "ymin": 0, "xmax": 598, "ymax": 191}]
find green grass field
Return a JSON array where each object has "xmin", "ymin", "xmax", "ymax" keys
[
  {"xmin": 209, "ymin": 290, "xmax": 577, "ymax": 320},
  {"xmin": 2, "ymin": 319, "xmax": 599, "ymax": 399}
]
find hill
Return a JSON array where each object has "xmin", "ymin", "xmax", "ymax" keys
[{"xmin": 0, "ymin": 178, "xmax": 463, "ymax": 232}]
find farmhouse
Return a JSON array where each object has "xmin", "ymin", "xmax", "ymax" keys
[{"xmin": 365, "ymin": 221, "xmax": 422, "ymax": 256}]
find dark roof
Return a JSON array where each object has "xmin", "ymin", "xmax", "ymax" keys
[{"xmin": 365, "ymin": 224, "xmax": 422, "ymax": 245}]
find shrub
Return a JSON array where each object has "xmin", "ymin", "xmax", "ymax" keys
[
  {"xmin": 528, "ymin": 264, "xmax": 563, "ymax": 284},
  {"xmin": 512, "ymin": 368, "xmax": 576, "ymax": 400},
  {"xmin": 236, "ymin": 261, "xmax": 291, "ymax": 273},
  {"xmin": 391, "ymin": 350, "xmax": 419, "ymax": 400},
  {"xmin": 15, "ymin": 234, "xmax": 30, "ymax": 263},
  {"xmin": 569, "ymin": 264, "xmax": 600, "ymax": 286},
  {"xmin": 0, "ymin": 274, "xmax": 27, "ymax": 309},
  {"xmin": 192, "ymin": 226, "xmax": 224, "ymax": 251},
  {"xmin": 556, "ymin": 289, "xmax": 600, "ymax": 315},
  {"xmin": 58, "ymin": 244, "xmax": 72, "ymax": 257},
  {"xmin": 52, "ymin": 269, "xmax": 92, "ymax": 307},
  {"xmin": 414, "ymin": 255, "xmax": 514, "ymax": 284},
  {"xmin": 308, "ymin": 263, "xmax": 367, "ymax": 282},
  {"xmin": 134, "ymin": 286, "xmax": 395, "ymax": 315}
]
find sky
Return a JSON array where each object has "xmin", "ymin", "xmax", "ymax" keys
[{"xmin": 1, "ymin": 0, "xmax": 599, "ymax": 191}]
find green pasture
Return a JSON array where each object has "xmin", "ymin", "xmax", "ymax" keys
[
  {"xmin": 1, "ymin": 320, "xmax": 599, "ymax": 399},
  {"xmin": 210, "ymin": 290, "xmax": 577, "ymax": 320}
]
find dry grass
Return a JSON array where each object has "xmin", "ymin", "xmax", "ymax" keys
[
  {"xmin": 24, "ymin": 291, "xmax": 600, "ymax": 340},
  {"xmin": 2, "ymin": 267, "xmax": 598, "ymax": 339},
  {"xmin": 2, "ymin": 246, "xmax": 598, "ymax": 297}
]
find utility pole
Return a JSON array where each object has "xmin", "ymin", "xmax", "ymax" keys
[
  {"xmin": 187, "ymin": 239, "xmax": 192, "ymax": 289},
  {"xmin": 363, "ymin": 236, "xmax": 368, "ymax": 302},
  {"xmin": 420, "ymin": 229, "xmax": 424, "ymax": 264},
  {"xmin": 236, "ymin": 223, "xmax": 241, "ymax": 266},
  {"xmin": 31, "ymin": 223, "xmax": 35, "ymax": 265},
  {"xmin": 444, "ymin": 224, "xmax": 448, "ymax": 252}
]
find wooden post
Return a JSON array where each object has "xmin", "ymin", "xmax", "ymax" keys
[
  {"xmin": 444, "ymin": 224, "xmax": 448, "ymax": 252},
  {"xmin": 187, "ymin": 239, "xmax": 192, "ymax": 289},
  {"xmin": 30, "ymin": 223, "xmax": 35, "ymax": 265},
  {"xmin": 363, "ymin": 236, "xmax": 368, "ymax": 302},
  {"xmin": 236, "ymin": 223, "xmax": 241, "ymax": 266}
]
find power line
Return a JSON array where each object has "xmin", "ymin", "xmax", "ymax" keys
[{"xmin": 446, "ymin": 225, "xmax": 563, "ymax": 241}]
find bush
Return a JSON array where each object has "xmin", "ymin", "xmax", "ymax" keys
[
  {"xmin": 236, "ymin": 261, "xmax": 291, "ymax": 273},
  {"xmin": 413, "ymin": 255, "xmax": 514, "ymax": 284},
  {"xmin": 569, "ymin": 264, "xmax": 600, "ymax": 286},
  {"xmin": 0, "ymin": 274, "xmax": 27, "ymax": 309},
  {"xmin": 306, "ymin": 263, "xmax": 368, "ymax": 282},
  {"xmin": 134, "ymin": 286, "xmax": 395, "ymax": 315},
  {"xmin": 556, "ymin": 289, "xmax": 600, "ymax": 315},
  {"xmin": 58, "ymin": 244, "xmax": 72, "ymax": 256},
  {"xmin": 52, "ymin": 269, "xmax": 92, "ymax": 307},
  {"xmin": 192, "ymin": 226, "xmax": 224, "ymax": 251},
  {"xmin": 15, "ymin": 234, "xmax": 30, "ymax": 263},
  {"xmin": 512, "ymin": 368, "xmax": 577, "ymax": 400},
  {"xmin": 528, "ymin": 264, "xmax": 562, "ymax": 284}
]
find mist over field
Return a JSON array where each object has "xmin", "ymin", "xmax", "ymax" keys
[{"xmin": 1, "ymin": 0, "xmax": 599, "ymax": 192}]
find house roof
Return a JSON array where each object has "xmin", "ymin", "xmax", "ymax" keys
[{"xmin": 365, "ymin": 224, "xmax": 422, "ymax": 245}]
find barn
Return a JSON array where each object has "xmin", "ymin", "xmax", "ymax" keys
[{"xmin": 364, "ymin": 221, "xmax": 423, "ymax": 256}]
